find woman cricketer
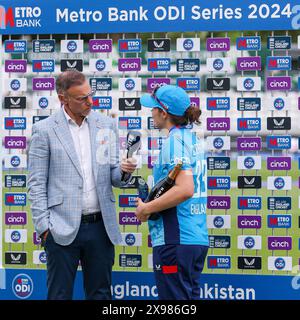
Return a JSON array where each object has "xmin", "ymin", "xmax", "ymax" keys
[{"xmin": 135, "ymin": 85, "xmax": 209, "ymax": 300}]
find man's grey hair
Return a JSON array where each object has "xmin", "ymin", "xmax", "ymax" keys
[{"xmin": 56, "ymin": 70, "xmax": 86, "ymax": 94}]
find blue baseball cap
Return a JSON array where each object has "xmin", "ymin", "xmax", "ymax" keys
[{"xmin": 140, "ymin": 85, "xmax": 191, "ymax": 116}]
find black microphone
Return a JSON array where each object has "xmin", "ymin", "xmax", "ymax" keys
[{"xmin": 121, "ymin": 131, "xmax": 141, "ymax": 183}]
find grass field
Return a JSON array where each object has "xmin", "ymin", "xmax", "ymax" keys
[{"xmin": 2, "ymin": 160, "xmax": 300, "ymax": 276}]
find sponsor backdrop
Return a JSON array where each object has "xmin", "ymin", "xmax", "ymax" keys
[{"xmin": 1, "ymin": 0, "xmax": 300, "ymax": 300}]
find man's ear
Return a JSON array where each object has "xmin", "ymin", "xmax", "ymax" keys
[{"xmin": 58, "ymin": 93, "xmax": 68, "ymax": 106}]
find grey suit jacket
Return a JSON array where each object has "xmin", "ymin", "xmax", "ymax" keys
[{"xmin": 28, "ymin": 109, "xmax": 126, "ymax": 246}]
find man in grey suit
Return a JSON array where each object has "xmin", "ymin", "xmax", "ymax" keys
[{"xmin": 28, "ymin": 70, "xmax": 137, "ymax": 300}]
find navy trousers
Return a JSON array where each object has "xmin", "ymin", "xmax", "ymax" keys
[
  {"xmin": 153, "ymin": 244, "xmax": 208, "ymax": 300},
  {"xmin": 44, "ymin": 216, "xmax": 114, "ymax": 300}
]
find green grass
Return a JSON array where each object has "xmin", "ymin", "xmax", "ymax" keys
[{"xmin": 2, "ymin": 161, "xmax": 300, "ymax": 276}]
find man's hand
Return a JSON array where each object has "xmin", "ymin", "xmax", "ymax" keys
[
  {"xmin": 135, "ymin": 198, "xmax": 151, "ymax": 222},
  {"xmin": 121, "ymin": 157, "xmax": 137, "ymax": 174}
]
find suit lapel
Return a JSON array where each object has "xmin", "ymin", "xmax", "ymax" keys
[{"xmin": 53, "ymin": 109, "xmax": 83, "ymax": 178}]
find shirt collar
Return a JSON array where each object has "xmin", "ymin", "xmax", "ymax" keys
[{"xmin": 62, "ymin": 105, "xmax": 89, "ymax": 126}]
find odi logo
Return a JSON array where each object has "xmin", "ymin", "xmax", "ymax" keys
[
  {"xmin": 12, "ymin": 274, "xmax": 33, "ymax": 299},
  {"xmin": 238, "ymin": 236, "xmax": 262, "ymax": 250}
]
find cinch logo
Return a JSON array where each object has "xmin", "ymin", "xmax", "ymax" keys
[
  {"xmin": 12, "ymin": 274, "xmax": 33, "ymax": 299},
  {"xmin": 125, "ymin": 234, "xmax": 136, "ymax": 246},
  {"xmin": 274, "ymin": 258, "xmax": 285, "ymax": 270},
  {"xmin": 267, "ymin": 77, "xmax": 291, "ymax": 91},
  {"xmin": 206, "ymin": 38, "xmax": 230, "ymax": 52},
  {"xmin": 147, "ymin": 78, "xmax": 170, "ymax": 92},
  {"xmin": 0, "ymin": 6, "xmax": 15, "ymax": 29},
  {"xmin": 89, "ymin": 39, "xmax": 112, "ymax": 53},
  {"xmin": 207, "ymin": 118, "xmax": 230, "ymax": 131},
  {"xmin": 237, "ymin": 57, "xmax": 261, "ymax": 71},
  {"xmin": 118, "ymin": 58, "xmax": 141, "ymax": 72},
  {"xmin": 243, "ymin": 78, "xmax": 255, "ymax": 90},
  {"xmin": 207, "ymin": 196, "xmax": 231, "ymax": 210},
  {"xmin": 32, "ymin": 78, "xmax": 55, "ymax": 91},
  {"xmin": 268, "ymin": 237, "xmax": 292, "ymax": 250},
  {"xmin": 237, "ymin": 137, "xmax": 261, "ymax": 151},
  {"xmin": 244, "ymin": 236, "xmax": 255, "ymax": 249},
  {"xmin": 267, "ymin": 157, "xmax": 291, "ymax": 170},
  {"xmin": 124, "ymin": 79, "xmax": 135, "ymax": 91},
  {"xmin": 238, "ymin": 216, "xmax": 261, "ymax": 229},
  {"xmin": 5, "ymin": 60, "xmax": 27, "ymax": 73},
  {"xmin": 213, "ymin": 137, "xmax": 224, "ymax": 149},
  {"xmin": 183, "ymin": 39, "xmax": 194, "ymax": 50},
  {"xmin": 4, "ymin": 136, "xmax": 26, "ymax": 149},
  {"xmin": 119, "ymin": 212, "xmax": 141, "ymax": 226}
]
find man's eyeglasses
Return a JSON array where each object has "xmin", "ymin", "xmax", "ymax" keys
[
  {"xmin": 151, "ymin": 86, "xmax": 169, "ymax": 112},
  {"xmin": 66, "ymin": 90, "xmax": 96, "ymax": 103}
]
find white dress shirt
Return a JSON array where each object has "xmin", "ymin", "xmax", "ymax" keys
[{"xmin": 63, "ymin": 106, "xmax": 100, "ymax": 215}]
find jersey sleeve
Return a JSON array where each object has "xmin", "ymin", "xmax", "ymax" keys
[{"xmin": 161, "ymin": 134, "xmax": 193, "ymax": 172}]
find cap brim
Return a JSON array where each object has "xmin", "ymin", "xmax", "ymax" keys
[{"xmin": 140, "ymin": 93, "xmax": 161, "ymax": 109}]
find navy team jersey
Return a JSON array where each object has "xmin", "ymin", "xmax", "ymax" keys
[{"xmin": 148, "ymin": 126, "xmax": 208, "ymax": 247}]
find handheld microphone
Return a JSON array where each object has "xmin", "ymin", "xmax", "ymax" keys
[{"xmin": 121, "ymin": 131, "xmax": 141, "ymax": 183}]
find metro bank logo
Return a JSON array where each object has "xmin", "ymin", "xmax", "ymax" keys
[
  {"xmin": 0, "ymin": 6, "xmax": 14, "ymax": 29},
  {"xmin": 0, "ymin": 6, "xmax": 41, "ymax": 29}
]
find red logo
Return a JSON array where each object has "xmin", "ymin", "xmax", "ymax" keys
[
  {"xmin": 0, "ymin": 6, "xmax": 15, "ymax": 29},
  {"xmin": 238, "ymin": 40, "xmax": 247, "ymax": 48},
  {"xmin": 162, "ymin": 265, "xmax": 178, "ymax": 274}
]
